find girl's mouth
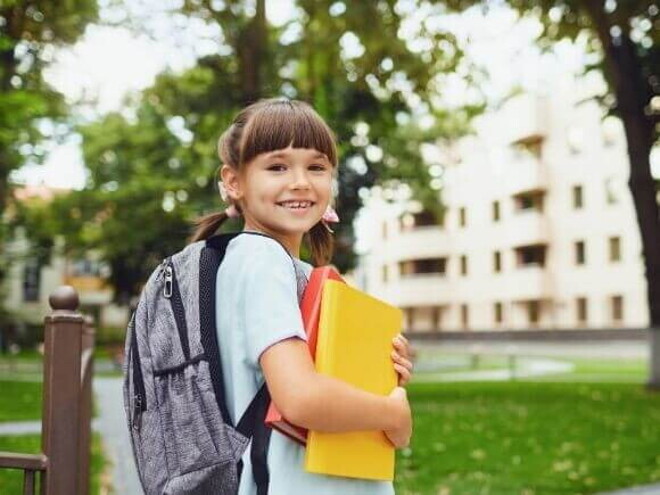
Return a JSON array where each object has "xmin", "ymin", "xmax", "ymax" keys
[{"xmin": 276, "ymin": 200, "xmax": 315, "ymax": 210}]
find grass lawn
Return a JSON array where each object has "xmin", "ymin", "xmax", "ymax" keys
[
  {"xmin": 0, "ymin": 380, "xmax": 42, "ymax": 422},
  {"xmin": 0, "ymin": 434, "xmax": 108, "ymax": 494},
  {"xmin": 3, "ymin": 356, "xmax": 659, "ymax": 494},
  {"xmin": 395, "ymin": 381, "xmax": 660, "ymax": 495}
]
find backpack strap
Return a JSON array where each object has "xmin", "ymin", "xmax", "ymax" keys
[
  {"xmin": 203, "ymin": 231, "xmax": 307, "ymax": 495},
  {"xmin": 200, "ymin": 232, "xmax": 242, "ymax": 426}
]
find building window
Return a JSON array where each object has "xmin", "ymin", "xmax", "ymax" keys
[
  {"xmin": 405, "ymin": 307, "xmax": 415, "ymax": 331},
  {"xmin": 492, "ymin": 201, "xmax": 500, "ymax": 222},
  {"xmin": 609, "ymin": 237, "xmax": 621, "ymax": 262},
  {"xmin": 572, "ymin": 185, "xmax": 583, "ymax": 209},
  {"xmin": 605, "ymin": 178, "xmax": 618, "ymax": 205},
  {"xmin": 69, "ymin": 259, "xmax": 104, "ymax": 277},
  {"xmin": 23, "ymin": 258, "xmax": 41, "ymax": 302},
  {"xmin": 494, "ymin": 302, "xmax": 503, "ymax": 324},
  {"xmin": 527, "ymin": 300, "xmax": 541, "ymax": 326},
  {"xmin": 611, "ymin": 295, "xmax": 624, "ymax": 322},
  {"xmin": 460, "ymin": 255, "xmax": 468, "ymax": 276},
  {"xmin": 460, "ymin": 304, "xmax": 469, "ymax": 329},
  {"xmin": 567, "ymin": 126, "xmax": 584, "ymax": 154},
  {"xmin": 515, "ymin": 244, "xmax": 547, "ymax": 268},
  {"xmin": 399, "ymin": 258, "xmax": 448, "ymax": 277},
  {"xmin": 400, "ymin": 210, "xmax": 441, "ymax": 231},
  {"xmin": 576, "ymin": 297, "xmax": 588, "ymax": 325},
  {"xmin": 459, "ymin": 207, "xmax": 467, "ymax": 227},
  {"xmin": 513, "ymin": 191, "xmax": 545, "ymax": 213},
  {"xmin": 513, "ymin": 136, "xmax": 543, "ymax": 159},
  {"xmin": 431, "ymin": 306, "xmax": 441, "ymax": 331},
  {"xmin": 575, "ymin": 241, "xmax": 586, "ymax": 265},
  {"xmin": 493, "ymin": 251, "xmax": 502, "ymax": 273},
  {"xmin": 382, "ymin": 265, "xmax": 389, "ymax": 283}
]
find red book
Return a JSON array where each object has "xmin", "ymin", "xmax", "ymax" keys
[{"xmin": 264, "ymin": 266, "xmax": 345, "ymax": 445}]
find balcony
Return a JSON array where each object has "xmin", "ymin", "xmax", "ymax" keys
[
  {"xmin": 499, "ymin": 266, "xmax": 552, "ymax": 301},
  {"xmin": 387, "ymin": 226, "xmax": 450, "ymax": 261},
  {"xmin": 504, "ymin": 157, "xmax": 548, "ymax": 195},
  {"xmin": 502, "ymin": 212, "xmax": 548, "ymax": 246},
  {"xmin": 381, "ymin": 274, "xmax": 449, "ymax": 307},
  {"xmin": 500, "ymin": 94, "xmax": 548, "ymax": 145}
]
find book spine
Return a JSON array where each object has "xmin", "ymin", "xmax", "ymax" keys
[{"xmin": 314, "ymin": 282, "xmax": 338, "ymax": 376}]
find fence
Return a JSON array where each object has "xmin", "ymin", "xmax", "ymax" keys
[{"xmin": 0, "ymin": 286, "xmax": 95, "ymax": 495}]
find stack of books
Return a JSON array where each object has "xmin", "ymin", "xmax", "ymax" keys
[{"xmin": 264, "ymin": 266, "xmax": 403, "ymax": 481}]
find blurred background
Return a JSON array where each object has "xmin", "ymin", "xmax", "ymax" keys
[{"xmin": 0, "ymin": 1, "xmax": 659, "ymax": 494}]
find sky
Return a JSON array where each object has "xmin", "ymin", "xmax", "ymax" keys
[{"xmin": 11, "ymin": 0, "xmax": 656, "ymax": 189}]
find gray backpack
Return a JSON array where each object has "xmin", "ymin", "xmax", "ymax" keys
[{"xmin": 123, "ymin": 232, "xmax": 307, "ymax": 494}]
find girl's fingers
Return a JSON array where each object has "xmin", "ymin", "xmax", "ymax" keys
[
  {"xmin": 391, "ymin": 351, "xmax": 413, "ymax": 372},
  {"xmin": 394, "ymin": 363, "xmax": 411, "ymax": 386},
  {"xmin": 392, "ymin": 335, "xmax": 411, "ymax": 359}
]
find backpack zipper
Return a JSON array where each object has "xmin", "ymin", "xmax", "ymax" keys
[
  {"xmin": 163, "ymin": 264, "xmax": 173, "ymax": 298},
  {"xmin": 130, "ymin": 313, "xmax": 147, "ymax": 431},
  {"xmin": 163, "ymin": 259, "xmax": 190, "ymax": 360}
]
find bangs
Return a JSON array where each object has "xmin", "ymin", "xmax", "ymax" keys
[{"xmin": 239, "ymin": 100, "xmax": 337, "ymax": 168}]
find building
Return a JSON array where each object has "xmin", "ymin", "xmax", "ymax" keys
[
  {"xmin": 3, "ymin": 185, "xmax": 129, "ymax": 331},
  {"xmin": 359, "ymin": 78, "xmax": 649, "ymax": 332}
]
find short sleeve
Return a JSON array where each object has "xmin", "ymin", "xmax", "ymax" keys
[{"xmin": 242, "ymin": 239, "xmax": 307, "ymax": 369}]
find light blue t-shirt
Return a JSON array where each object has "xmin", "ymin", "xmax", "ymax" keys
[{"xmin": 216, "ymin": 234, "xmax": 395, "ymax": 495}]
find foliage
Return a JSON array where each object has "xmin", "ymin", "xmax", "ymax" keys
[
  {"xmin": 0, "ymin": 0, "xmax": 98, "ymax": 330},
  {"xmin": 0, "ymin": 0, "xmax": 98, "ymax": 214},
  {"xmin": 44, "ymin": 0, "xmax": 482, "ymax": 301}
]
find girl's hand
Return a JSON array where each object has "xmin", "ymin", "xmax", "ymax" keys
[
  {"xmin": 384, "ymin": 387, "xmax": 412, "ymax": 448},
  {"xmin": 391, "ymin": 333, "xmax": 414, "ymax": 386}
]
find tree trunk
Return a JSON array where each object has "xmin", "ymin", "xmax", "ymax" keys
[
  {"xmin": 584, "ymin": 2, "xmax": 660, "ymax": 388},
  {"xmin": 237, "ymin": 0, "xmax": 266, "ymax": 105}
]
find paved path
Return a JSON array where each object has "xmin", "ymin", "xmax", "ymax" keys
[
  {"xmin": 598, "ymin": 484, "xmax": 660, "ymax": 494},
  {"xmin": 94, "ymin": 376, "xmax": 142, "ymax": 495},
  {"xmin": 414, "ymin": 356, "xmax": 575, "ymax": 382}
]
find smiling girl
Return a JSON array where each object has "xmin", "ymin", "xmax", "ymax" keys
[{"xmin": 190, "ymin": 98, "xmax": 413, "ymax": 495}]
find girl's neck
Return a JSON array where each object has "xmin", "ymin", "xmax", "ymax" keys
[{"xmin": 242, "ymin": 225, "xmax": 302, "ymax": 260}]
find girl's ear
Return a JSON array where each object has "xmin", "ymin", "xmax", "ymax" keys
[{"xmin": 220, "ymin": 164, "xmax": 243, "ymax": 201}]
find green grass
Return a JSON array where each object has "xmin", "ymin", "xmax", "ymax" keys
[
  {"xmin": 394, "ymin": 381, "xmax": 660, "ymax": 495},
  {"xmin": 0, "ymin": 434, "xmax": 108, "ymax": 494},
  {"xmin": 0, "ymin": 380, "xmax": 42, "ymax": 422}
]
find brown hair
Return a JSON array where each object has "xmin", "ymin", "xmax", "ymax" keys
[{"xmin": 190, "ymin": 98, "xmax": 337, "ymax": 265}]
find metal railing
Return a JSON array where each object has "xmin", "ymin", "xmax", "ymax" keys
[{"xmin": 0, "ymin": 286, "xmax": 95, "ymax": 495}]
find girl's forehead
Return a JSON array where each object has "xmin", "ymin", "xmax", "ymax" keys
[{"xmin": 261, "ymin": 147, "xmax": 329, "ymax": 160}]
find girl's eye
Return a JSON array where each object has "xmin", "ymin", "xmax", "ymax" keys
[
  {"xmin": 309, "ymin": 164, "xmax": 328, "ymax": 172},
  {"xmin": 267, "ymin": 164, "xmax": 287, "ymax": 171}
]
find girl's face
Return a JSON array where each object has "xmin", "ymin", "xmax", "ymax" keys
[{"xmin": 221, "ymin": 146, "xmax": 333, "ymax": 257}]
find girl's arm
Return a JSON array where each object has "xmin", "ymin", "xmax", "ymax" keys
[{"xmin": 260, "ymin": 338, "xmax": 411, "ymax": 439}]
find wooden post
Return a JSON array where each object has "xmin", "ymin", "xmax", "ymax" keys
[
  {"xmin": 41, "ymin": 286, "xmax": 84, "ymax": 495},
  {"xmin": 78, "ymin": 315, "xmax": 95, "ymax": 495}
]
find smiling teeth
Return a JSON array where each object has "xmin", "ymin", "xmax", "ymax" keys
[{"xmin": 279, "ymin": 201, "xmax": 312, "ymax": 208}]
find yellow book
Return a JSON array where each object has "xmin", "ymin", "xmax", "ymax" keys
[{"xmin": 304, "ymin": 280, "xmax": 403, "ymax": 481}]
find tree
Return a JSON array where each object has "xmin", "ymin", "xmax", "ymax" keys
[
  {"xmin": 0, "ymin": 1, "xmax": 98, "ymax": 334},
  {"xmin": 0, "ymin": 0, "xmax": 98, "ymax": 221},
  {"xmin": 441, "ymin": 0, "xmax": 660, "ymax": 387},
  {"xmin": 46, "ymin": 0, "xmax": 479, "ymax": 303}
]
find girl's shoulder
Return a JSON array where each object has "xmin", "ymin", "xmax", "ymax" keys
[
  {"xmin": 228, "ymin": 232, "xmax": 291, "ymax": 262},
  {"xmin": 226, "ymin": 233, "xmax": 313, "ymax": 281}
]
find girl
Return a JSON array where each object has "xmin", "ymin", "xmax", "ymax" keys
[{"xmin": 191, "ymin": 98, "xmax": 413, "ymax": 495}]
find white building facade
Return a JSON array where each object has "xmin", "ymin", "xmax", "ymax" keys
[{"xmin": 360, "ymin": 79, "xmax": 649, "ymax": 332}]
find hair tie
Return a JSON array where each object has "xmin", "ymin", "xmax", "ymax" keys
[
  {"xmin": 225, "ymin": 204, "xmax": 241, "ymax": 219},
  {"xmin": 320, "ymin": 205, "xmax": 339, "ymax": 233}
]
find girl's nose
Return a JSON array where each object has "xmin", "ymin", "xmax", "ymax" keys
[{"xmin": 291, "ymin": 170, "xmax": 311, "ymax": 189}]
